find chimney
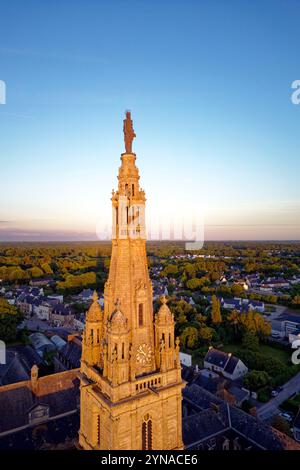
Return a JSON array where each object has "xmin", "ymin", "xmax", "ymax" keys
[{"xmin": 31, "ymin": 365, "xmax": 39, "ymax": 393}]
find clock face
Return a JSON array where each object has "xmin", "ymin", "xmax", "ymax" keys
[{"xmin": 136, "ymin": 343, "xmax": 152, "ymax": 365}]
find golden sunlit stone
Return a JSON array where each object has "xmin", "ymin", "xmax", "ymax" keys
[{"xmin": 78, "ymin": 113, "xmax": 185, "ymax": 450}]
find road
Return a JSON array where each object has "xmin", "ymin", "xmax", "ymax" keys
[{"xmin": 257, "ymin": 370, "xmax": 300, "ymax": 420}]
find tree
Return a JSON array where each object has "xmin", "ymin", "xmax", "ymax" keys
[
  {"xmin": 27, "ymin": 266, "xmax": 44, "ymax": 278},
  {"xmin": 211, "ymin": 295, "xmax": 222, "ymax": 324},
  {"xmin": 183, "ymin": 263, "xmax": 196, "ymax": 279},
  {"xmin": 231, "ymin": 284, "xmax": 244, "ymax": 297},
  {"xmin": 243, "ymin": 370, "xmax": 270, "ymax": 391},
  {"xmin": 163, "ymin": 264, "xmax": 179, "ymax": 276},
  {"xmin": 186, "ymin": 278, "xmax": 204, "ymax": 290},
  {"xmin": 41, "ymin": 263, "xmax": 53, "ymax": 275},
  {"xmin": 198, "ymin": 326, "xmax": 215, "ymax": 344},
  {"xmin": 240, "ymin": 311, "xmax": 271, "ymax": 338},
  {"xmin": 180, "ymin": 326, "xmax": 198, "ymax": 349},
  {"xmin": 0, "ymin": 298, "xmax": 23, "ymax": 343},
  {"xmin": 242, "ymin": 331, "xmax": 259, "ymax": 351},
  {"xmin": 227, "ymin": 309, "xmax": 241, "ymax": 337}
]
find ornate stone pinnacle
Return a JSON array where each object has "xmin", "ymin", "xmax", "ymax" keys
[
  {"xmin": 92, "ymin": 291, "xmax": 98, "ymax": 302},
  {"xmin": 160, "ymin": 295, "xmax": 168, "ymax": 305},
  {"xmin": 115, "ymin": 298, "xmax": 121, "ymax": 309}
]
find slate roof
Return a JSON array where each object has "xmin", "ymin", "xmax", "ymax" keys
[
  {"xmin": 192, "ymin": 373, "xmax": 224, "ymax": 394},
  {"xmin": 0, "ymin": 369, "xmax": 79, "ymax": 435},
  {"xmin": 52, "ymin": 304, "xmax": 73, "ymax": 316},
  {"xmin": 59, "ymin": 341, "xmax": 81, "ymax": 368},
  {"xmin": 79, "ymin": 289, "xmax": 93, "ymax": 299},
  {"xmin": 227, "ymin": 386, "xmax": 249, "ymax": 403},
  {"xmin": 183, "ymin": 406, "xmax": 229, "ymax": 446},
  {"xmin": 204, "ymin": 348, "xmax": 229, "ymax": 368},
  {"xmin": 183, "ymin": 384, "xmax": 300, "ymax": 450},
  {"xmin": 0, "ymin": 351, "xmax": 30, "ymax": 386},
  {"xmin": 0, "ymin": 386, "xmax": 34, "ymax": 433},
  {"xmin": 224, "ymin": 355, "xmax": 239, "ymax": 374},
  {"xmin": 0, "ymin": 413, "xmax": 79, "ymax": 450},
  {"xmin": 29, "ymin": 332, "xmax": 56, "ymax": 352},
  {"xmin": 181, "ymin": 366, "xmax": 195, "ymax": 384},
  {"xmin": 13, "ymin": 345, "xmax": 45, "ymax": 370}
]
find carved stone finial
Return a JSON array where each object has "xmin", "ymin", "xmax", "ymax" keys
[
  {"xmin": 160, "ymin": 295, "xmax": 168, "ymax": 305},
  {"xmin": 115, "ymin": 298, "xmax": 121, "ymax": 309},
  {"xmin": 92, "ymin": 291, "xmax": 98, "ymax": 302}
]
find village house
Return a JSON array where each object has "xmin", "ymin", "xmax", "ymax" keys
[
  {"xmin": 0, "ymin": 366, "xmax": 79, "ymax": 450},
  {"xmin": 204, "ymin": 348, "xmax": 248, "ymax": 381},
  {"xmin": 32, "ymin": 299, "xmax": 52, "ymax": 321},
  {"xmin": 50, "ymin": 304, "xmax": 75, "ymax": 327}
]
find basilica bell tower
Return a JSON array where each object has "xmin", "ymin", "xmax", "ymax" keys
[{"xmin": 79, "ymin": 112, "xmax": 185, "ymax": 450}]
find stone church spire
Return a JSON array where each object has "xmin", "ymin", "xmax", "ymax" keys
[{"xmin": 79, "ymin": 112, "xmax": 184, "ymax": 451}]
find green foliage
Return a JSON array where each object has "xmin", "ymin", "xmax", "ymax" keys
[
  {"xmin": 0, "ymin": 298, "xmax": 23, "ymax": 343},
  {"xmin": 180, "ymin": 326, "xmax": 198, "ymax": 349},
  {"xmin": 186, "ymin": 277, "xmax": 208, "ymax": 290},
  {"xmin": 162, "ymin": 264, "xmax": 179, "ymax": 276},
  {"xmin": 27, "ymin": 266, "xmax": 44, "ymax": 278},
  {"xmin": 231, "ymin": 284, "xmax": 245, "ymax": 297},
  {"xmin": 242, "ymin": 331, "xmax": 259, "ymax": 351},
  {"xmin": 198, "ymin": 326, "xmax": 215, "ymax": 344},
  {"xmin": 211, "ymin": 295, "xmax": 222, "ymax": 324},
  {"xmin": 57, "ymin": 271, "xmax": 96, "ymax": 292},
  {"xmin": 257, "ymin": 388, "xmax": 271, "ymax": 403},
  {"xmin": 41, "ymin": 263, "xmax": 53, "ymax": 275},
  {"xmin": 237, "ymin": 348, "xmax": 287, "ymax": 379},
  {"xmin": 241, "ymin": 400, "xmax": 252, "ymax": 413},
  {"xmin": 244, "ymin": 370, "xmax": 270, "ymax": 391}
]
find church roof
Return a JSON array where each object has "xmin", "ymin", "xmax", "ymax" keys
[
  {"xmin": 0, "ymin": 369, "xmax": 79, "ymax": 435},
  {"xmin": 0, "ymin": 351, "xmax": 30, "ymax": 386},
  {"xmin": 183, "ymin": 384, "xmax": 300, "ymax": 450}
]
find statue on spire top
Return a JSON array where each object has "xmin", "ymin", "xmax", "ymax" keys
[{"xmin": 123, "ymin": 110, "xmax": 136, "ymax": 153}]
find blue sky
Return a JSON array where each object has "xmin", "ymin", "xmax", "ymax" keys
[{"xmin": 0, "ymin": 0, "xmax": 299, "ymax": 241}]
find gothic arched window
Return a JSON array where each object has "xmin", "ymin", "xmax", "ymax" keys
[
  {"xmin": 138, "ymin": 303, "xmax": 143, "ymax": 327},
  {"xmin": 142, "ymin": 414, "xmax": 152, "ymax": 450},
  {"xmin": 97, "ymin": 414, "xmax": 100, "ymax": 446}
]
